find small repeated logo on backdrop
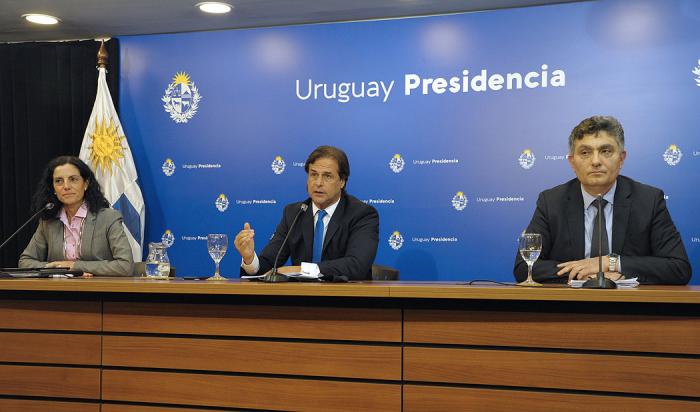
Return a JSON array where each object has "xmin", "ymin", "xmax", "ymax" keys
[
  {"xmin": 271, "ymin": 156, "xmax": 286, "ymax": 175},
  {"xmin": 518, "ymin": 149, "xmax": 536, "ymax": 170},
  {"xmin": 693, "ymin": 59, "xmax": 700, "ymax": 87},
  {"xmin": 388, "ymin": 231, "xmax": 404, "ymax": 250},
  {"xmin": 215, "ymin": 194, "xmax": 230, "ymax": 212},
  {"xmin": 389, "ymin": 154, "xmax": 405, "ymax": 173},
  {"xmin": 451, "ymin": 191, "xmax": 468, "ymax": 211},
  {"xmin": 161, "ymin": 230, "xmax": 175, "ymax": 247},
  {"xmin": 162, "ymin": 72, "xmax": 203, "ymax": 124},
  {"xmin": 663, "ymin": 144, "xmax": 683, "ymax": 166},
  {"xmin": 162, "ymin": 158, "xmax": 176, "ymax": 176}
]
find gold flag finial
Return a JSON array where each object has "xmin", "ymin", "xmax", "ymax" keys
[{"xmin": 97, "ymin": 40, "xmax": 108, "ymax": 69}]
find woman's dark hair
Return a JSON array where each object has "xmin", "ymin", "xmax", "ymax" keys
[
  {"xmin": 304, "ymin": 146, "xmax": 350, "ymax": 188},
  {"xmin": 32, "ymin": 156, "xmax": 110, "ymax": 220}
]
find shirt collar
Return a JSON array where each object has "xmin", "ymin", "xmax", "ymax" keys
[
  {"xmin": 76, "ymin": 202, "xmax": 89, "ymax": 218},
  {"xmin": 581, "ymin": 181, "xmax": 617, "ymax": 209},
  {"xmin": 312, "ymin": 196, "xmax": 341, "ymax": 219},
  {"xmin": 59, "ymin": 202, "xmax": 89, "ymax": 225}
]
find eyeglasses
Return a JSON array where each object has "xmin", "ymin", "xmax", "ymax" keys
[{"xmin": 308, "ymin": 171, "xmax": 338, "ymax": 183}]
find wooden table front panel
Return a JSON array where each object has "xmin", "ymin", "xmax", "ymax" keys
[
  {"xmin": 0, "ymin": 300, "xmax": 101, "ymax": 331},
  {"xmin": 102, "ymin": 369, "xmax": 401, "ymax": 412},
  {"xmin": 0, "ymin": 299, "xmax": 102, "ymax": 408},
  {"xmin": 104, "ymin": 302, "xmax": 402, "ymax": 342},
  {"xmin": 0, "ymin": 365, "xmax": 100, "ymax": 399},
  {"xmin": 103, "ymin": 406, "xmax": 225, "ymax": 412},
  {"xmin": 405, "ymin": 310, "xmax": 700, "ymax": 354},
  {"xmin": 404, "ymin": 385, "xmax": 700, "ymax": 412},
  {"xmin": 0, "ymin": 399, "xmax": 100, "ymax": 412},
  {"xmin": 103, "ymin": 335, "xmax": 401, "ymax": 380},
  {"xmin": 0, "ymin": 332, "xmax": 100, "ymax": 364},
  {"xmin": 405, "ymin": 347, "xmax": 700, "ymax": 397}
]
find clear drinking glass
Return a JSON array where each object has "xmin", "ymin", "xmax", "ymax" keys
[
  {"xmin": 518, "ymin": 232, "xmax": 542, "ymax": 287},
  {"xmin": 206, "ymin": 233, "xmax": 228, "ymax": 281}
]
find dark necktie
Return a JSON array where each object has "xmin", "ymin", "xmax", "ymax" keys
[
  {"xmin": 591, "ymin": 198, "xmax": 609, "ymax": 257},
  {"xmin": 312, "ymin": 209, "xmax": 327, "ymax": 263}
]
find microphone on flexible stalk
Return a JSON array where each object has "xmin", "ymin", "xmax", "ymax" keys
[
  {"xmin": 0, "ymin": 203, "xmax": 54, "ymax": 252},
  {"xmin": 263, "ymin": 203, "xmax": 308, "ymax": 283},
  {"xmin": 583, "ymin": 195, "xmax": 617, "ymax": 289}
]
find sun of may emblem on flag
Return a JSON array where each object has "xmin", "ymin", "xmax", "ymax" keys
[
  {"xmin": 162, "ymin": 71, "xmax": 202, "ymax": 123},
  {"xmin": 89, "ymin": 116, "xmax": 126, "ymax": 176}
]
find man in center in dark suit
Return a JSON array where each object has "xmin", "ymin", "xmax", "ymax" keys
[
  {"xmin": 234, "ymin": 146, "xmax": 379, "ymax": 281},
  {"xmin": 514, "ymin": 115, "xmax": 691, "ymax": 285}
]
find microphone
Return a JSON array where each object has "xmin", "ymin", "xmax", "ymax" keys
[
  {"xmin": 0, "ymin": 203, "xmax": 54, "ymax": 252},
  {"xmin": 583, "ymin": 195, "xmax": 616, "ymax": 289},
  {"xmin": 263, "ymin": 203, "xmax": 308, "ymax": 283}
]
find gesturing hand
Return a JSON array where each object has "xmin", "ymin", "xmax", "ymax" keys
[{"xmin": 234, "ymin": 222, "xmax": 255, "ymax": 264}]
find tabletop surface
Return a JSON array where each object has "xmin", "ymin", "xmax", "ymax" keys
[{"xmin": 0, "ymin": 277, "xmax": 698, "ymax": 303}]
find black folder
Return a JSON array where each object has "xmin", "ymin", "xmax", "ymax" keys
[{"xmin": 0, "ymin": 267, "xmax": 83, "ymax": 278}]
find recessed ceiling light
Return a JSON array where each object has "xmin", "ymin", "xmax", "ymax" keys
[
  {"xmin": 22, "ymin": 13, "xmax": 61, "ymax": 25},
  {"xmin": 196, "ymin": 2, "xmax": 233, "ymax": 14}
]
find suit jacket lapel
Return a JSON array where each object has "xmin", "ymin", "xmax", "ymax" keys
[
  {"xmin": 612, "ymin": 177, "xmax": 632, "ymax": 254},
  {"xmin": 80, "ymin": 211, "xmax": 97, "ymax": 259},
  {"xmin": 323, "ymin": 195, "xmax": 345, "ymax": 251},
  {"xmin": 49, "ymin": 220, "xmax": 64, "ymax": 261},
  {"xmin": 565, "ymin": 181, "xmax": 585, "ymax": 259},
  {"xmin": 301, "ymin": 202, "xmax": 314, "ymax": 262}
]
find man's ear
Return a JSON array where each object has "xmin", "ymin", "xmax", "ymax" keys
[{"xmin": 566, "ymin": 154, "xmax": 575, "ymax": 169}]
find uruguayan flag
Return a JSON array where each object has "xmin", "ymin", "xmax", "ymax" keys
[{"xmin": 79, "ymin": 66, "xmax": 145, "ymax": 261}]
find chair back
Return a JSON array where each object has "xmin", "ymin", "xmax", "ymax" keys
[{"xmin": 371, "ymin": 264, "xmax": 399, "ymax": 281}]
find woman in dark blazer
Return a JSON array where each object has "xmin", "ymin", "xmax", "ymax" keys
[{"xmin": 19, "ymin": 156, "xmax": 133, "ymax": 276}]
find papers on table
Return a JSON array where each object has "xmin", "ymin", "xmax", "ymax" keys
[
  {"xmin": 569, "ymin": 277, "xmax": 639, "ymax": 288},
  {"xmin": 241, "ymin": 272, "xmax": 323, "ymax": 281},
  {"xmin": 242, "ymin": 262, "xmax": 324, "ymax": 281}
]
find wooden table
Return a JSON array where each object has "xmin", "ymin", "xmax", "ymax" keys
[{"xmin": 0, "ymin": 278, "xmax": 698, "ymax": 411}]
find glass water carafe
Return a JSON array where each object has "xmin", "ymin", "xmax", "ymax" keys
[{"xmin": 146, "ymin": 242, "xmax": 170, "ymax": 278}]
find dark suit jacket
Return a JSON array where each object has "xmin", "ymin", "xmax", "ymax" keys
[
  {"xmin": 240, "ymin": 193, "xmax": 379, "ymax": 281},
  {"xmin": 514, "ymin": 176, "xmax": 691, "ymax": 285}
]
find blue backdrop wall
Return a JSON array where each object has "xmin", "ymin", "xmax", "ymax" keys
[{"xmin": 119, "ymin": 0, "xmax": 700, "ymax": 282}]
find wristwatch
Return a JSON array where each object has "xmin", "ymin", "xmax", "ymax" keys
[{"xmin": 608, "ymin": 253, "xmax": 619, "ymax": 272}]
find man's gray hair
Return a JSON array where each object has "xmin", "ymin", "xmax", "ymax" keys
[{"xmin": 568, "ymin": 116, "xmax": 625, "ymax": 153}]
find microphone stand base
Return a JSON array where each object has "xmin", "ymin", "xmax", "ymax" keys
[
  {"xmin": 262, "ymin": 273, "xmax": 289, "ymax": 283},
  {"xmin": 582, "ymin": 273, "xmax": 618, "ymax": 289}
]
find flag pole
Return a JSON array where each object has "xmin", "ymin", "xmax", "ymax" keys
[{"xmin": 97, "ymin": 40, "xmax": 108, "ymax": 69}]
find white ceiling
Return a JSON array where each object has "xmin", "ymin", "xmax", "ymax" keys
[{"xmin": 0, "ymin": 0, "xmax": 587, "ymax": 43}]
